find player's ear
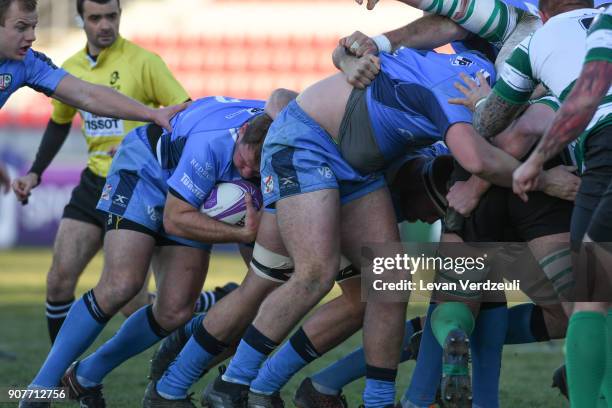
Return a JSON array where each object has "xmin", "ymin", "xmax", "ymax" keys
[{"xmin": 238, "ymin": 122, "xmax": 249, "ymax": 142}]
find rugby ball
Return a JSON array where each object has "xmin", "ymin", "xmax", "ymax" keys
[{"xmin": 200, "ymin": 180, "xmax": 263, "ymax": 226}]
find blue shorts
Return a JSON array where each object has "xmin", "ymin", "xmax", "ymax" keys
[
  {"xmin": 260, "ymin": 101, "xmax": 385, "ymax": 209},
  {"xmin": 97, "ymin": 126, "xmax": 212, "ymax": 250}
]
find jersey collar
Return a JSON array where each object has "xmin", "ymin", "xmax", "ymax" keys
[{"xmin": 83, "ymin": 35, "xmax": 126, "ymax": 68}]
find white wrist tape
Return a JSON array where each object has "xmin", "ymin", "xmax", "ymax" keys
[
  {"xmin": 372, "ymin": 34, "xmax": 392, "ymax": 53},
  {"xmin": 475, "ymin": 97, "xmax": 488, "ymax": 110}
]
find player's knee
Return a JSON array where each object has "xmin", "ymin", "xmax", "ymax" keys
[
  {"xmin": 154, "ymin": 303, "xmax": 193, "ymax": 331},
  {"xmin": 46, "ymin": 262, "xmax": 78, "ymax": 299},
  {"xmin": 294, "ymin": 264, "xmax": 337, "ymax": 297},
  {"xmin": 97, "ymin": 276, "xmax": 145, "ymax": 311}
]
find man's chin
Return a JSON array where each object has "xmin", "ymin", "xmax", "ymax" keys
[
  {"xmin": 97, "ymin": 37, "xmax": 116, "ymax": 47},
  {"xmin": 12, "ymin": 52, "xmax": 27, "ymax": 61}
]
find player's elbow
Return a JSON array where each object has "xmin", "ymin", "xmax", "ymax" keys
[
  {"xmin": 462, "ymin": 156, "xmax": 487, "ymax": 177},
  {"xmin": 163, "ymin": 209, "xmax": 181, "ymax": 237}
]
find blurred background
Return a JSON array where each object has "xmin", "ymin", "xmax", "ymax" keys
[{"xmin": 0, "ymin": 0, "xmax": 436, "ymax": 248}]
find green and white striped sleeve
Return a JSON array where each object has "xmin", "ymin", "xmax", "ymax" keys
[
  {"xmin": 417, "ymin": 0, "xmax": 523, "ymax": 47},
  {"xmin": 492, "ymin": 34, "xmax": 536, "ymax": 105},
  {"xmin": 585, "ymin": 6, "xmax": 612, "ymax": 64}
]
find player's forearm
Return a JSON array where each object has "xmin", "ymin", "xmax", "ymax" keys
[
  {"xmin": 532, "ymin": 61, "xmax": 612, "ymax": 165},
  {"xmin": 474, "ymin": 93, "xmax": 524, "ymax": 140},
  {"xmin": 164, "ymin": 208, "xmax": 248, "ymax": 244},
  {"xmin": 29, "ymin": 119, "xmax": 72, "ymax": 178},
  {"xmin": 54, "ymin": 76, "xmax": 155, "ymax": 123},
  {"xmin": 81, "ymin": 83, "xmax": 154, "ymax": 122},
  {"xmin": 492, "ymin": 103, "xmax": 555, "ymax": 160},
  {"xmin": 384, "ymin": 14, "xmax": 467, "ymax": 51}
]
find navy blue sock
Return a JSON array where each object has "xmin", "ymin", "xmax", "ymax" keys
[
  {"xmin": 223, "ymin": 325, "xmax": 278, "ymax": 386},
  {"xmin": 505, "ymin": 303, "xmax": 549, "ymax": 344},
  {"xmin": 404, "ymin": 304, "xmax": 441, "ymax": 406},
  {"xmin": 310, "ymin": 317, "xmax": 421, "ymax": 395},
  {"xmin": 31, "ymin": 291, "xmax": 110, "ymax": 387},
  {"xmin": 470, "ymin": 303, "xmax": 508, "ymax": 408},
  {"xmin": 183, "ymin": 314, "xmax": 205, "ymax": 339},
  {"xmin": 194, "ymin": 291, "xmax": 216, "ymax": 314},
  {"xmin": 364, "ymin": 365, "xmax": 397, "ymax": 408},
  {"xmin": 251, "ymin": 327, "xmax": 320, "ymax": 394},
  {"xmin": 157, "ymin": 323, "xmax": 228, "ymax": 399},
  {"xmin": 76, "ymin": 305, "xmax": 169, "ymax": 385}
]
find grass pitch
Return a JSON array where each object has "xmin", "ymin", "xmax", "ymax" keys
[{"xmin": 0, "ymin": 249, "xmax": 567, "ymax": 407}]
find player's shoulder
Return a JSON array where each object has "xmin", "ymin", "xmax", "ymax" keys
[{"xmin": 25, "ymin": 48, "xmax": 60, "ymax": 68}]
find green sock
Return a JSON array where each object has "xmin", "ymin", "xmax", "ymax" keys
[
  {"xmin": 602, "ymin": 309, "xmax": 612, "ymax": 405},
  {"xmin": 566, "ymin": 311, "xmax": 606, "ymax": 408},
  {"xmin": 430, "ymin": 302, "xmax": 475, "ymax": 346}
]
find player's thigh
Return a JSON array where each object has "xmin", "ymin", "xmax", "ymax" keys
[
  {"xmin": 51, "ymin": 218, "xmax": 103, "ymax": 275},
  {"xmin": 276, "ymin": 189, "xmax": 341, "ymax": 272},
  {"xmin": 340, "ymin": 187, "xmax": 401, "ymax": 270},
  {"xmin": 155, "ymin": 244, "xmax": 211, "ymax": 313},
  {"xmin": 95, "ymin": 227, "xmax": 156, "ymax": 312}
]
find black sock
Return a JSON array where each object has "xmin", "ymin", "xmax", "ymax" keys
[{"xmin": 46, "ymin": 298, "xmax": 74, "ymax": 344}]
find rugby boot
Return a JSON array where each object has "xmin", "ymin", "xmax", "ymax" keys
[
  {"xmin": 142, "ymin": 381, "xmax": 196, "ymax": 408},
  {"xmin": 440, "ymin": 329, "xmax": 472, "ymax": 408},
  {"xmin": 149, "ymin": 326, "xmax": 190, "ymax": 382},
  {"xmin": 405, "ymin": 330, "xmax": 423, "ymax": 360},
  {"xmin": 212, "ymin": 283, "xmax": 239, "ymax": 303},
  {"xmin": 293, "ymin": 378, "xmax": 347, "ymax": 408},
  {"xmin": 201, "ymin": 368, "xmax": 249, "ymax": 408},
  {"xmin": 60, "ymin": 361, "xmax": 106, "ymax": 408},
  {"xmin": 551, "ymin": 364, "xmax": 568, "ymax": 400},
  {"xmin": 247, "ymin": 390, "xmax": 285, "ymax": 408}
]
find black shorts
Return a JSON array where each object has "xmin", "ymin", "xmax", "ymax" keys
[
  {"xmin": 571, "ymin": 125, "xmax": 612, "ymax": 245},
  {"xmin": 62, "ymin": 168, "xmax": 108, "ymax": 228},
  {"xmin": 446, "ymin": 161, "xmax": 572, "ymax": 242},
  {"xmin": 105, "ymin": 213, "xmax": 188, "ymax": 247}
]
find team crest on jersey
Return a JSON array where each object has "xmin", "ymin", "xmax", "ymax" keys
[
  {"xmin": 101, "ymin": 183, "xmax": 113, "ymax": 201},
  {"xmin": 0, "ymin": 74, "xmax": 12, "ymax": 91},
  {"xmin": 264, "ymin": 175, "xmax": 274, "ymax": 194},
  {"xmin": 451, "ymin": 56, "xmax": 474, "ymax": 67}
]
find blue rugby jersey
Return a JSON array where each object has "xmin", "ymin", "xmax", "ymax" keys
[
  {"xmin": 0, "ymin": 49, "xmax": 67, "ymax": 107},
  {"xmin": 366, "ymin": 48, "xmax": 496, "ymax": 165},
  {"xmin": 145, "ymin": 96, "xmax": 265, "ymax": 208}
]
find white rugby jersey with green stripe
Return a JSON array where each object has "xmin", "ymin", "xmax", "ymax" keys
[
  {"xmin": 418, "ymin": 0, "xmax": 529, "ymax": 48},
  {"xmin": 585, "ymin": 5, "xmax": 612, "ymax": 63},
  {"xmin": 494, "ymin": 8, "xmax": 611, "ymax": 141}
]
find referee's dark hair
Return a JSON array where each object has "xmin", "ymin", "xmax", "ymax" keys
[{"xmin": 77, "ymin": 0, "xmax": 121, "ymax": 17}]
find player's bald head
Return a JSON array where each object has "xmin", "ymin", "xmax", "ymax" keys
[
  {"xmin": 0, "ymin": 0, "xmax": 37, "ymax": 26},
  {"xmin": 539, "ymin": 0, "xmax": 594, "ymax": 17}
]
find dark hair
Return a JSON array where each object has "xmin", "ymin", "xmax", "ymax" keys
[
  {"xmin": 539, "ymin": 0, "xmax": 593, "ymax": 15},
  {"xmin": 77, "ymin": 0, "xmax": 120, "ymax": 17},
  {"xmin": 241, "ymin": 113, "xmax": 273, "ymax": 149},
  {"xmin": 0, "ymin": 0, "xmax": 36, "ymax": 26}
]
